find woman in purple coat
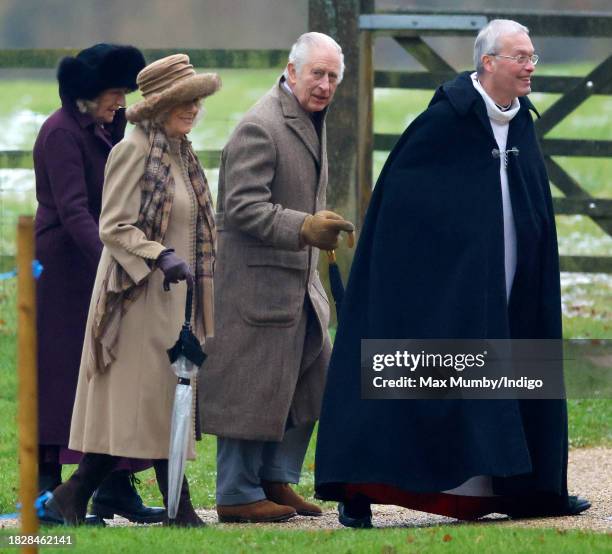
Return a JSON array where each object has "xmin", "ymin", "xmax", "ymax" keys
[{"xmin": 34, "ymin": 44, "xmax": 164, "ymax": 524}]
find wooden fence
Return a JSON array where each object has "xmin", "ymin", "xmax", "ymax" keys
[{"xmin": 1, "ymin": 6, "xmax": 610, "ymax": 275}]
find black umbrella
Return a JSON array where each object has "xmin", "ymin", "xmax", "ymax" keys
[
  {"xmin": 327, "ymin": 250, "xmax": 345, "ymax": 317},
  {"xmin": 326, "ymin": 231, "xmax": 354, "ymax": 319}
]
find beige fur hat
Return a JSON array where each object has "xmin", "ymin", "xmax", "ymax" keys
[{"xmin": 126, "ymin": 54, "xmax": 221, "ymax": 122}]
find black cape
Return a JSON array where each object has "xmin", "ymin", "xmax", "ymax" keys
[{"xmin": 315, "ymin": 72, "xmax": 567, "ymax": 501}]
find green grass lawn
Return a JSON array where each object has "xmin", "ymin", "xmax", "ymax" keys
[
  {"xmin": 0, "ymin": 65, "xmax": 610, "ymax": 551},
  {"xmin": 1, "ymin": 526, "xmax": 611, "ymax": 554},
  {"xmin": 0, "ymin": 321, "xmax": 610, "ymax": 515}
]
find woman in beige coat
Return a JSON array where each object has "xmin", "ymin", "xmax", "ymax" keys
[{"xmin": 43, "ymin": 54, "xmax": 220, "ymax": 527}]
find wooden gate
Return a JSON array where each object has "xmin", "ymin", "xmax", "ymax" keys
[{"xmin": 357, "ymin": 8, "xmax": 612, "ymax": 274}]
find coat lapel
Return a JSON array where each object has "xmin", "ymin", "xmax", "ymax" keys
[
  {"xmin": 93, "ymin": 125, "xmax": 114, "ymax": 150},
  {"xmin": 278, "ymin": 82, "xmax": 321, "ymax": 166},
  {"xmin": 316, "ymin": 124, "xmax": 328, "ymax": 203}
]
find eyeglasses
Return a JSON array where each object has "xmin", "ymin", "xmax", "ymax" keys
[{"xmin": 491, "ymin": 53, "xmax": 539, "ymax": 66}]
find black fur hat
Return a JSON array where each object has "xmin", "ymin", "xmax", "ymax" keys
[{"xmin": 57, "ymin": 43, "xmax": 146, "ymax": 101}]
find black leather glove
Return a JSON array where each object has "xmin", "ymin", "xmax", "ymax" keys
[{"xmin": 156, "ymin": 249, "xmax": 194, "ymax": 291}]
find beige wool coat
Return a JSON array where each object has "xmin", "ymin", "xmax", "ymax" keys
[
  {"xmin": 69, "ymin": 125, "xmax": 210, "ymax": 460},
  {"xmin": 199, "ymin": 78, "xmax": 332, "ymax": 441}
]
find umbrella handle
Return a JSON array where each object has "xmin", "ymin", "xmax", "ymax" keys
[
  {"xmin": 184, "ymin": 282, "xmax": 193, "ymax": 324},
  {"xmin": 326, "ymin": 231, "xmax": 355, "ymax": 265}
]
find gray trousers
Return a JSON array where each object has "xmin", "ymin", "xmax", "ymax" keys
[{"xmin": 216, "ymin": 422, "xmax": 315, "ymax": 505}]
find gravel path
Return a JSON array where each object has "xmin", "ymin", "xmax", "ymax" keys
[{"xmin": 3, "ymin": 447, "xmax": 610, "ymax": 532}]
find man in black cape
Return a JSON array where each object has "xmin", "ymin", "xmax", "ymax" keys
[{"xmin": 315, "ymin": 19, "xmax": 590, "ymax": 527}]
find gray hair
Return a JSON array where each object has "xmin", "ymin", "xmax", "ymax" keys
[
  {"xmin": 283, "ymin": 32, "xmax": 345, "ymax": 83},
  {"xmin": 474, "ymin": 19, "xmax": 530, "ymax": 74},
  {"xmin": 76, "ymin": 98, "xmax": 98, "ymax": 115}
]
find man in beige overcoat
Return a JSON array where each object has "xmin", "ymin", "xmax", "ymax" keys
[{"xmin": 199, "ymin": 32, "xmax": 353, "ymax": 523}]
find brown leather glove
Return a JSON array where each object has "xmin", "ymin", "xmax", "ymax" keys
[{"xmin": 300, "ymin": 210, "xmax": 354, "ymax": 250}]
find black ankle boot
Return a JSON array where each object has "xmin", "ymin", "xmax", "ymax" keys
[
  {"xmin": 91, "ymin": 470, "xmax": 166, "ymax": 523},
  {"xmin": 38, "ymin": 461, "xmax": 65, "ymax": 525},
  {"xmin": 43, "ymin": 453, "xmax": 117, "ymax": 525},
  {"xmin": 39, "ymin": 462, "xmax": 62, "ymax": 495},
  {"xmin": 152, "ymin": 460, "xmax": 204, "ymax": 527},
  {"xmin": 338, "ymin": 496, "xmax": 373, "ymax": 528}
]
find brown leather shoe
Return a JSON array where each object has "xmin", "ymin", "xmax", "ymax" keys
[
  {"xmin": 217, "ymin": 499, "xmax": 296, "ymax": 523},
  {"xmin": 262, "ymin": 481, "xmax": 323, "ymax": 517}
]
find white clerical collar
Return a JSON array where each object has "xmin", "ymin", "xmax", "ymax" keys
[{"xmin": 470, "ymin": 72, "xmax": 520, "ymax": 124}]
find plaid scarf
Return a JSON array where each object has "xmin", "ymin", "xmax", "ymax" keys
[{"xmin": 86, "ymin": 123, "xmax": 216, "ymax": 378}]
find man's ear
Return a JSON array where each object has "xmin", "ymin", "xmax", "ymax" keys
[
  {"xmin": 481, "ymin": 54, "xmax": 495, "ymax": 75},
  {"xmin": 287, "ymin": 62, "xmax": 298, "ymax": 85}
]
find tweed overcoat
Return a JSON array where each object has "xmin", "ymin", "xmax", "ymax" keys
[
  {"xmin": 34, "ymin": 99, "xmax": 125, "ymax": 446},
  {"xmin": 199, "ymin": 78, "xmax": 332, "ymax": 441},
  {"xmin": 69, "ymin": 126, "xmax": 207, "ymax": 459}
]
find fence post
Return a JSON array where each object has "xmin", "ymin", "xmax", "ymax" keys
[
  {"xmin": 308, "ymin": 0, "xmax": 374, "ymax": 229},
  {"xmin": 357, "ymin": 24, "xmax": 374, "ymax": 224},
  {"xmin": 308, "ymin": 0, "xmax": 373, "ymax": 325},
  {"xmin": 17, "ymin": 216, "xmax": 38, "ymax": 554}
]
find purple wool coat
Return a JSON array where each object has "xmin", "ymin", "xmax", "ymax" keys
[{"xmin": 34, "ymin": 98, "xmax": 126, "ymax": 447}]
